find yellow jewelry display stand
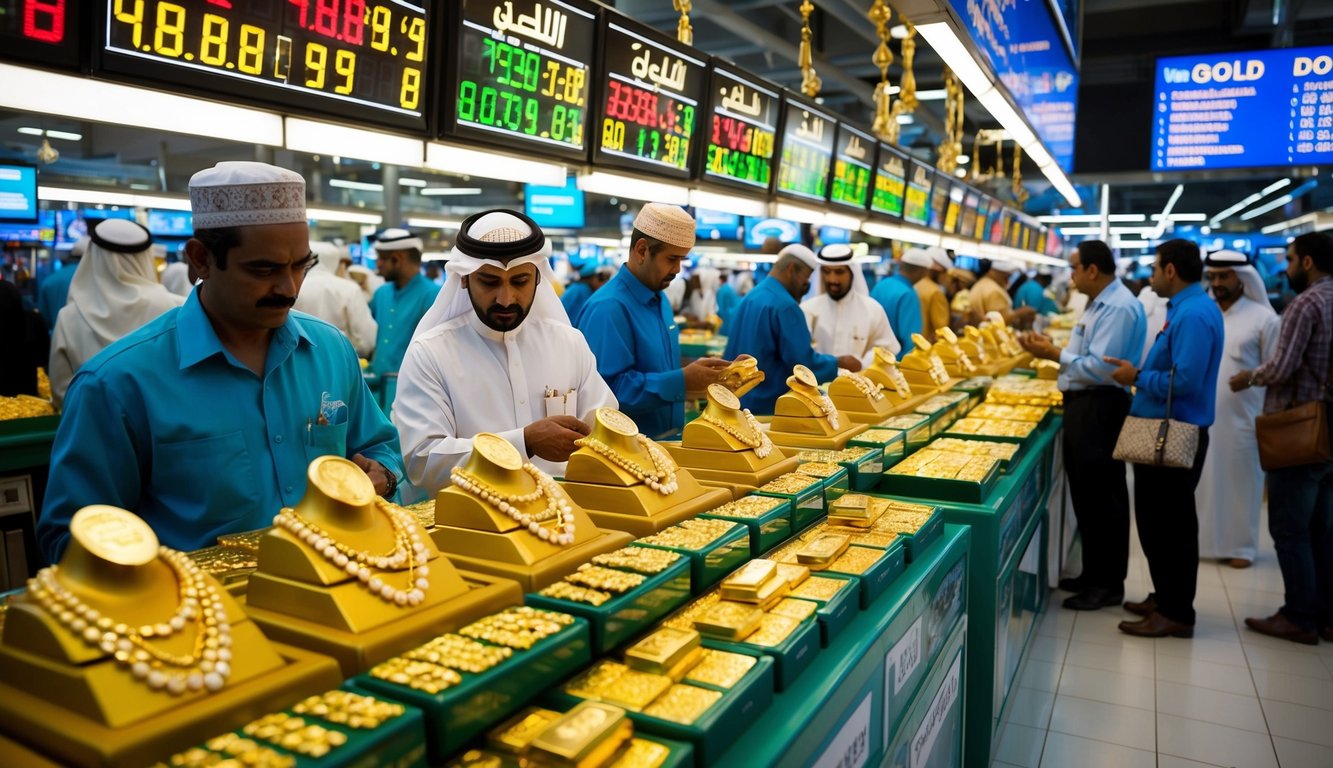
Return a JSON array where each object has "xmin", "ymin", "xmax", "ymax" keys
[
  {"xmin": 827, "ymin": 372, "xmax": 894, "ymax": 423},
  {"xmin": 897, "ymin": 335, "xmax": 960, "ymax": 392},
  {"xmin": 662, "ymin": 384, "xmax": 799, "ymax": 499},
  {"xmin": 0, "ymin": 506, "xmax": 340, "ymax": 767},
  {"xmin": 931, "ymin": 327, "xmax": 980, "ymax": 378},
  {"xmin": 243, "ymin": 456, "xmax": 521, "ymax": 676},
  {"xmin": 767, "ymin": 365, "xmax": 868, "ymax": 450},
  {"xmin": 978, "ymin": 323, "xmax": 1031, "ymax": 374},
  {"xmin": 959, "ymin": 327, "xmax": 999, "ymax": 376},
  {"xmin": 861, "ymin": 347, "xmax": 939, "ymax": 414},
  {"xmin": 430, "ymin": 434, "xmax": 632, "ymax": 592},
  {"xmin": 561, "ymin": 408, "xmax": 731, "ymax": 537}
]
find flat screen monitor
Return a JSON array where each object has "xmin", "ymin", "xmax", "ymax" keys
[
  {"xmin": 743, "ymin": 216, "xmax": 800, "ymax": 249},
  {"xmin": 0, "ymin": 163, "xmax": 38, "ymax": 222},
  {"xmin": 695, "ymin": 208, "xmax": 741, "ymax": 240},
  {"xmin": 146, "ymin": 209, "xmax": 194, "ymax": 238},
  {"xmin": 524, "ymin": 177, "xmax": 585, "ymax": 229},
  {"xmin": 902, "ymin": 160, "xmax": 932, "ymax": 227}
]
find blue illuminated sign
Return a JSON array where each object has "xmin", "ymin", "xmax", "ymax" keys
[
  {"xmin": 0, "ymin": 164, "xmax": 38, "ymax": 222},
  {"xmin": 949, "ymin": 0, "xmax": 1078, "ymax": 172},
  {"xmin": 524, "ymin": 176, "xmax": 586, "ymax": 229},
  {"xmin": 743, "ymin": 216, "xmax": 800, "ymax": 249},
  {"xmin": 695, "ymin": 208, "xmax": 741, "ymax": 240},
  {"xmin": 1151, "ymin": 45, "xmax": 1333, "ymax": 171},
  {"xmin": 146, "ymin": 210, "xmax": 194, "ymax": 238}
]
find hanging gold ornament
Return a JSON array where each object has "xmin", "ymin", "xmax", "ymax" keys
[
  {"xmin": 1011, "ymin": 143, "xmax": 1029, "ymax": 205},
  {"xmin": 887, "ymin": 19, "xmax": 919, "ymax": 145},
  {"xmin": 673, "ymin": 0, "xmax": 693, "ymax": 46},
  {"xmin": 868, "ymin": 0, "xmax": 894, "ymax": 141},
  {"xmin": 936, "ymin": 68, "xmax": 965, "ymax": 173},
  {"xmin": 798, "ymin": 0, "xmax": 822, "ymax": 98}
]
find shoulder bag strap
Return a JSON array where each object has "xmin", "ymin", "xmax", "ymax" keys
[{"xmin": 1153, "ymin": 328, "xmax": 1176, "ymax": 465}]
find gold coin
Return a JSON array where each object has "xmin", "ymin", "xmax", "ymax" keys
[
  {"xmin": 68, "ymin": 506, "xmax": 159, "ymax": 566},
  {"xmin": 597, "ymin": 408, "xmax": 640, "ymax": 437},
  {"xmin": 472, "ymin": 432, "xmax": 524, "ymax": 470},
  {"xmin": 707, "ymin": 383, "xmax": 741, "ymax": 410},
  {"xmin": 308, "ymin": 456, "xmax": 375, "ymax": 506},
  {"xmin": 792, "ymin": 364, "xmax": 817, "ymax": 388}
]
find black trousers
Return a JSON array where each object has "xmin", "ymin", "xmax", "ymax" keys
[
  {"xmin": 1133, "ymin": 428, "xmax": 1211, "ymax": 626},
  {"xmin": 1062, "ymin": 388, "xmax": 1132, "ymax": 593}
]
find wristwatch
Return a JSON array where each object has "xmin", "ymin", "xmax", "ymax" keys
[{"xmin": 381, "ymin": 465, "xmax": 400, "ymax": 498}]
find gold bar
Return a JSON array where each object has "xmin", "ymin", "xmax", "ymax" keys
[
  {"xmin": 790, "ymin": 575, "xmax": 850, "ymax": 602},
  {"xmin": 641, "ymin": 684, "xmax": 722, "ymax": 725},
  {"xmin": 753, "ymin": 573, "xmax": 792, "ymax": 611},
  {"xmin": 743, "ymin": 614, "xmax": 801, "ymax": 647},
  {"xmin": 796, "ymin": 534, "xmax": 851, "ymax": 568},
  {"xmin": 624, "ymin": 627, "xmax": 702, "ymax": 677},
  {"xmin": 529, "ymin": 701, "xmax": 634, "ymax": 767},
  {"xmin": 768, "ymin": 597, "xmax": 818, "ymax": 622},
  {"xmin": 828, "ymin": 546, "xmax": 884, "ymax": 575},
  {"xmin": 775, "ymin": 563, "xmax": 810, "ymax": 589},
  {"xmin": 607, "ymin": 738, "xmax": 671, "ymax": 768},
  {"xmin": 693, "ymin": 600, "xmax": 764, "ymax": 641},
  {"xmin": 720, "ymin": 559, "xmax": 779, "ymax": 590},
  {"xmin": 683, "ymin": 649, "xmax": 757, "ymax": 689},
  {"xmin": 600, "ymin": 669, "xmax": 674, "ymax": 711},
  {"xmin": 485, "ymin": 707, "xmax": 562, "ymax": 754}
]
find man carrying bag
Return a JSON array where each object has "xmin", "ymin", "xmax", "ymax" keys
[{"xmin": 1231, "ymin": 231, "xmax": 1333, "ymax": 645}]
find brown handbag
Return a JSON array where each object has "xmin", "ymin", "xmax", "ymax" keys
[{"xmin": 1255, "ymin": 340, "xmax": 1333, "ymax": 471}]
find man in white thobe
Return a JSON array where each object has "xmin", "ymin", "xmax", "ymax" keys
[
  {"xmin": 393, "ymin": 209, "xmax": 617, "ymax": 492},
  {"xmin": 1195, "ymin": 250, "xmax": 1280, "ymax": 567},
  {"xmin": 293, "ymin": 241, "xmax": 378, "ymax": 358},
  {"xmin": 801, "ymin": 243, "xmax": 900, "ymax": 366}
]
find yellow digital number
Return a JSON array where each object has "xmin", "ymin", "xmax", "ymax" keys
[
  {"xmin": 200, "ymin": 13, "xmax": 228, "ymax": 66},
  {"xmin": 113, "ymin": 0, "xmax": 144, "ymax": 49},
  {"xmin": 237, "ymin": 24, "xmax": 264, "ymax": 74},
  {"xmin": 400, "ymin": 67, "xmax": 421, "ymax": 109},
  {"xmin": 563, "ymin": 67, "xmax": 584, "ymax": 107},
  {"xmin": 154, "ymin": 1, "xmax": 186, "ymax": 57},
  {"xmin": 334, "ymin": 50, "xmax": 355, "ymax": 94},
  {"xmin": 403, "ymin": 15, "xmax": 425, "ymax": 62},
  {"xmin": 305, "ymin": 42, "xmax": 327, "ymax": 89},
  {"xmin": 601, "ymin": 118, "xmax": 624, "ymax": 152},
  {"xmin": 541, "ymin": 60, "xmax": 560, "ymax": 98},
  {"xmin": 369, "ymin": 5, "xmax": 390, "ymax": 51}
]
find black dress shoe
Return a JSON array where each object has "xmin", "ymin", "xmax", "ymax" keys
[
  {"xmin": 1245, "ymin": 613, "xmax": 1319, "ymax": 646},
  {"xmin": 1119, "ymin": 612, "xmax": 1193, "ymax": 638},
  {"xmin": 1322, "ymin": 626, "xmax": 1333, "ymax": 643},
  {"xmin": 1063, "ymin": 588, "xmax": 1125, "ymax": 611},
  {"xmin": 1123, "ymin": 594, "xmax": 1157, "ymax": 617},
  {"xmin": 1058, "ymin": 576, "xmax": 1087, "ymax": 592}
]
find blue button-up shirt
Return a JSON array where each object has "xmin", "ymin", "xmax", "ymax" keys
[
  {"xmin": 1014, "ymin": 280, "xmax": 1059, "ymax": 315},
  {"xmin": 370, "ymin": 273, "xmax": 439, "ymax": 375},
  {"xmin": 38, "ymin": 291, "xmax": 402, "ymax": 561},
  {"xmin": 1058, "ymin": 279, "xmax": 1147, "ymax": 392},
  {"xmin": 716, "ymin": 282, "xmax": 740, "ymax": 337},
  {"xmin": 37, "ymin": 263, "xmax": 75, "ymax": 333},
  {"xmin": 576, "ymin": 266, "xmax": 683, "ymax": 438},
  {"xmin": 869, "ymin": 273, "xmax": 923, "ymax": 354},
  {"xmin": 560, "ymin": 280, "xmax": 593, "ymax": 322},
  {"xmin": 1130, "ymin": 282, "xmax": 1224, "ymax": 426},
  {"xmin": 722, "ymin": 276, "xmax": 839, "ymax": 415}
]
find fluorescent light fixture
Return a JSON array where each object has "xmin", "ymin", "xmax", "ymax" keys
[
  {"xmin": 39, "ymin": 185, "xmax": 191, "ymax": 210},
  {"xmin": 688, "ymin": 188, "xmax": 767, "ymax": 217},
  {"xmin": 399, "ymin": 177, "xmax": 429, "ymax": 187},
  {"xmin": 579, "ymin": 236, "xmax": 626, "ymax": 248},
  {"xmin": 957, "ymin": 154, "xmax": 970, "ymax": 165},
  {"xmin": 1110, "ymin": 214, "xmax": 1147, "ymax": 222},
  {"xmin": 976, "ymin": 87, "xmax": 1036, "ymax": 147},
  {"xmin": 915, "ymin": 89, "xmax": 948, "ymax": 101},
  {"xmin": 773, "ymin": 201, "xmax": 825, "ymax": 225},
  {"xmin": 1239, "ymin": 194, "xmax": 1293, "ymax": 221},
  {"xmin": 1262, "ymin": 178, "xmax": 1292, "ymax": 195},
  {"xmin": 1023, "ymin": 140, "xmax": 1054, "ymax": 170},
  {"xmin": 860, "ymin": 220, "xmax": 941, "ymax": 246},
  {"xmin": 329, "ymin": 179, "xmax": 384, "ymax": 192},
  {"xmin": 1115, "ymin": 240, "xmax": 1153, "ymax": 248},
  {"xmin": 1039, "ymin": 214, "xmax": 1103, "ymax": 223},
  {"xmin": 1150, "ymin": 184, "xmax": 1185, "ymax": 238},
  {"xmin": 405, "ymin": 217, "xmax": 464, "ymax": 229},
  {"xmin": 1050, "ymin": 226, "xmax": 1101, "ymax": 235},
  {"xmin": 1110, "ymin": 226, "xmax": 1156, "ymax": 235},
  {"xmin": 18, "ymin": 126, "xmax": 81, "ymax": 141},
  {"xmin": 1049, "ymin": 172, "xmax": 1081, "ymax": 209},
  {"xmin": 0, "ymin": 63, "xmax": 282, "ymax": 145},
  {"xmin": 939, "ymin": 236, "xmax": 971, "ymax": 253},
  {"xmin": 420, "ymin": 187, "xmax": 483, "ymax": 196},
  {"xmin": 307, "ymin": 207, "xmax": 383, "ymax": 225},
  {"xmin": 578, "ymin": 171, "xmax": 689, "ymax": 205},
  {"xmin": 954, "ymin": 168, "xmax": 967, "ymax": 178},
  {"xmin": 427, "ymin": 142, "xmax": 566, "ymax": 186},
  {"xmin": 896, "ymin": 114, "xmax": 915, "ymax": 125},
  {"xmin": 285, "ymin": 117, "xmax": 422, "ymax": 167},
  {"xmin": 1151, "ymin": 213, "xmax": 1206, "ymax": 222},
  {"xmin": 824, "ymin": 212, "xmax": 863, "ymax": 231},
  {"xmin": 915, "ymin": 23, "xmax": 994, "ymax": 97}
]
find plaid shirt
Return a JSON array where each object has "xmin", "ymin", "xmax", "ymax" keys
[{"xmin": 1256, "ymin": 275, "xmax": 1333, "ymax": 414}]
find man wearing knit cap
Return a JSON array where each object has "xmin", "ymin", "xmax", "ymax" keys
[
  {"xmin": 370, "ymin": 228, "xmax": 439, "ymax": 376},
  {"xmin": 869, "ymin": 250, "xmax": 922, "ymax": 352},
  {"xmin": 577, "ymin": 203, "xmax": 731, "ymax": 438},
  {"xmin": 38, "ymin": 161, "xmax": 402, "ymax": 560},
  {"xmin": 801, "ymin": 243, "xmax": 900, "ymax": 364},
  {"xmin": 394, "ymin": 209, "xmax": 616, "ymax": 488},
  {"xmin": 903, "ymin": 247, "xmax": 949, "ymax": 343},
  {"xmin": 968, "ymin": 258, "xmax": 1035, "ymax": 326},
  {"xmin": 724, "ymin": 244, "xmax": 860, "ymax": 414}
]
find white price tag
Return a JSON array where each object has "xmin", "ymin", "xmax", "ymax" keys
[
  {"xmin": 911, "ymin": 653, "xmax": 962, "ymax": 768},
  {"xmin": 813, "ymin": 691, "xmax": 873, "ymax": 768},
  {"xmin": 886, "ymin": 616, "xmax": 923, "ymax": 696}
]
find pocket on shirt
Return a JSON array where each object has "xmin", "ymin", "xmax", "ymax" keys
[
  {"xmin": 305, "ymin": 421, "xmax": 349, "ymax": 465},
  {"xmin": 151, "ymin": 431, "xmax": 258, "ymax": 528}
]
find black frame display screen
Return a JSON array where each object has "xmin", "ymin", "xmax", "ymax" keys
[
  {"xmin": 97, "ymin": 0, "xmax": 431, "ymax": 131},
  {"xmin": 902, "ymin": 158, "xmax": 932, "ymax": 227},
  {"xmin": 869, "ymin": 141, "xmax": 907, "ymax": 219},
  {"xmin": 591, "ymin": 14, "xmax": 706, "ymax": 178},
  {"xmin": 443, "ymin": 0, "xmax": 597, "ymax": 160},
  {"xmin": 1, "ymin": 0, "xmax": 83, "ymax": 69},
  {"xmin": 699, "ymin": 59, "xmax": 780, "ymax": 192},
  {"xmin": 828, "ymin": 121, "xmax": 873, "ymax": 209},
  {"xmin": 774, "ymin": 94, "xmax": 835, "ymax": 202}
]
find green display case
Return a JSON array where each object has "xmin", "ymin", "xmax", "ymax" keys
[
  {"xmin": 525, "ymin": 559, "xmax": 693, "ymax": 654},
  {"xmin": 800, "ymin": 576, "xmax": 858, "ymax": 647},
  {"xmin": 701, "ymin": 613, "xmax": 819, "ymax": 692},
  {"xmin": 878, "ymin": 458, "xmax": 1002, "ymax": 504},
  {"xmin": 875, "ymin": 414, "xmax": 932, "ymax": 452},
  {"xmin": 346, "ymin": 619, "xmax": 593, "ymax": 763},
  {"xmin": 883, "ymin": 621, "xmax": 967, "ymax": 768},
  {"xmin": 631, "ymin": 522, "xmax": 752, "ymax": 595},
  {"xmin": 699, "ymin": 496, "xmax": 793, "ymax": 559},
  {"xmin": 843, "ymin": 446, "xmax": 887, "ymax": 491},
  {"xmin": 754, "ymin": 481, "xmax": 826, "ymax": 535},
  {"xmin": 849, "ymin": 428, "xmax": 907, "ymax": 466},
  {"xmin": 823, "ymin": 540, "xmax": 907, "ymax": 609},
  {"xmin": 0, "ymin": 414, "xmax": 58, "ymax": 473}
]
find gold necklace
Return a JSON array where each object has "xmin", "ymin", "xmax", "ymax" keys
[
  {"xmin": 839, "ymin": 372, "xmax": 885, "ymax": 401},
  {"xmin": 451, "ymin": 463, "xmax": 577, "ymax": 546},
  {"xmin": 575, "ymin": 435, "xmax": 679, "ymax": 494},
  {"xmin": 700, "ymin": 410, "xmax": 773, "ymax": 458},
  {"xmin": 790, "ymin": 385, "xmax": 840, "ymax": 430},
  {"xmin": 272, "ymin": 500, "xmax": 429, "ymax": 607},
  {"xmin": 26, "ymin": 546, "xmax": 233, "ymax": 695}
]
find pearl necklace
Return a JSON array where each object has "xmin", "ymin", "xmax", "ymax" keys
[
  {"xmin": 26, "ymin": 546, "xmax": 233, "ymax": 695},
  {"xmin": 700, "ymin": 410, "xmax": 773, "ymax": 458},
  {"xmin": 451, "ymin": 463, "xmax": 577, "ymax": 546},
  {"xmin": 791, "ymin": 385, "xmax": 840, "ymax": 430},
  {"xmin": 575, "ymin": 435, "xmax": 679, "ymax": 495},
  {"xmin": 840, "ymin": 372, "xmax": 885, "ymax": 402},
  {"xmin": 272, "ymin": 500, "xmax": 429, "ymax": 607}
]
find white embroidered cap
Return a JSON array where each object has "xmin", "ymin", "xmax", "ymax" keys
[
  {"xmin": 188, "ymin": 161, "xmax": 306, "ymax": 229},
  {"xmin": 634, "ymin": 203, "xmax": 697, "ymax": 249},
  {"xmin": 900, "ymin": 247, "xmax": 936, "ymax": 268},
  {"xmin": 925, "ymin": 246, "xmax": 953, "ymax": 271}
]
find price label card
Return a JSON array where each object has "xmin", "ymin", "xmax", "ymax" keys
[
  {"xmin": 886, "ymin": 616, "xmax": 923, "ymax": 696},
  {"xmin": 813, "ymin": 691, "xmax": 873, "ymax": 768}
]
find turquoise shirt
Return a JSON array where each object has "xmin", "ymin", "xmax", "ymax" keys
[
  {"xmin": 1130, "ymin": 282, "xmax": 1224, "ymax": 427},
  {"xmin": 560, "ymin": 280, "xmax": 593, "ymax": 321},
  {"xmin": 722, "ymin": 276, "xmax": 839, "ymax": 415},
  {"xmin": 38, "ymin": 290, "xmax": 402, "ymax": 561},
  {"xmin": 575, "ymin": 266, "xmax": 683, "ymax": 438},
  {"xmin": 1014, "ymin": 280, "xmax": 1058, "ymax": 315},
  {"xmin": 370, "ymin": 274, "xmax": 439, "ymax": 375},
  {"xmin": 715, "ymin": 282, "xmax": 740, "ymax": 337},
  {"xmin": 37, "ymin": 263, "xmax": 75, "ymax": 333},
  {"xmin": 869, "ymin": 273, "xmax": 922, "ymax": 354}
]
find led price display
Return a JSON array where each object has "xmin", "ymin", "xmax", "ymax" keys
[
  {"xmin": 100, "ymin": 0, "xmax": 428, "ymax": 129},
  {"xmin": 450, "ymin": 0, "xmax": 595, "ymax": 158},
  {"xmin": 1150, "ymin": 45, "xmax": 1333, "ymax": 170},
  {"xmin": 829, "ymin": 122, "xmax": 873, "ymax": 209},
  {"xmin": 870, "ymin": 142, "xmax": 906, "ymax": 219},
  {"xmin": 903, "ymin": 159, "xmax": 932, "ymax": 227},
  {"xmin": 594, "ymin": 16, "xmax": 705, "ymax": 177},
  {"xmin": 970, "ymin": 193, "xmax": 988, "ymax": 241},
  {"xmin": 928, "ymin": 171, "xmax": 949, "ymax": 230},
  {"xmin": 702, "ymin": 61, "xmax": 779, "ymax": 191},
  {"xmin": 775, "ymin": 98, "xmax": 835, "ymax": 201},
  {"xmin": 960, "ymin": 190, "xmax": 979, "ymax": 239},
  {"xmin": 0, "ymin": 164, "xmax": 38, "ymax": 222},
  {"xmin": 943, "ymin": 182, "xmax": 963, "ymax": 234},
  {"xmin": 1, "ymin": 0, "xmax": 81, "ymax": 69}
]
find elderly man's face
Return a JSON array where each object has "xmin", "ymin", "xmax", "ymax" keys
[
  {"xmin": 464, "ymin": 262, "xmax": 539, "ymax": 332},
  {"xmin": 821, "ymin": 265, "xmax": 853, "ymax": 301}
]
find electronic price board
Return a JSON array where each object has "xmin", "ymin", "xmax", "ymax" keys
[
  {"xmin": 592, "ymin": 14, "xmax": 705, "ymax": 178},
  {"xmin": 942, "ymin": 181, "xmax": 963, "ymax": 234},
  {"xmin": 445, "ymin": 0, "xmax": 597, "ymax": 160},
  {"xmin": 869, "ymin": 142, "xmax": 906, "ymax": 219},
  {"xmin": 774, "ymin": 95, "xmax": 835, "ymax": 202},
  {"xmin": 97, "ymin": 0, "xmax": 430, "ymax": 131},
  {"xmin": 0, "ymin": 0, "xmax": 83, "ymax": 69},
  {"xmin": 700, "ymin": 59, "xmax": 779, "ymax": 192},
  {"xmin": 0, "ymin": 164, "xmax": 38, "ymax": 222},
  {"xmin": 960, "ymin": 188, "xmax": 979, "ymax": 239},
  {"xmin": 1150, "ymin": 45, "xmax": 1333, "ymax": 170},
  {"xmin": 828, "ymin": 122, "xmax": 873, "ymax": 209},
  {"xmin": 970, "ymin": 193, "xmax": 988, "ymax": 241},
  {"xmin": 927, "ymin": 171, "xmax": 949, "ymax": 230},
  {"xmin": 902, "ymin": 158, "xmax": 932, "ymax": 227}
]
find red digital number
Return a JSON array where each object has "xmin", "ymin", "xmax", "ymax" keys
[
  {"xmin": 23, "ymin": 0, "xmax": 65, "ymax": 43},
  {"xmin": 634, "ymin": 89, "xmax": 658, "ymax": 128},
  {"xmin": 313, "ymin": 0, "xmax": 338, "ymax": 37},
  {"xmin": 342, "ymin": 0, "xmax": 365, "ymax": 45}
]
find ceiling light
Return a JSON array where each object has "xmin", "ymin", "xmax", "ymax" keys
[
  {"xmin": 914, "ymin": 89, "xmax": 948, "ymax": 101},
  {"xmin": 1109, "ymin": 214, "xmax": 1147, "ymax": 222},
  {"xmin": 824, "ymin": 212, "xmax": 863, "ymax": 230},
  {"xmin": 1240, "ymin": 194, "xmax": 1293, "ymax": 221},
  {"xmin": 860, "ymin": 220, "xmax": 940, "ymax": 246},
  {"xmin": 405, "ymin": 217, "xmax": 464, "ymax": 229},
  {"xmin": 896, "ymin": 114, "xmax": 915, "ymax": 125},
  {"xmin": 399, "ymin": 178, "xmax": 429, "ymax": 187},
  {"xmin": 39, "ymin": 185, "xmax": 191, "ymax": 210},
  {"xmin": 306, "ymin": 207, "xmax": 383, "ymax": 225},
  {"xmin": 774, "ymin": 201, "xmax": 826, "ymax": 225},
  {"xmin": 1150, "ymin": 184, "xmax": 1184, "ymax": 238},
  {"xmin": 1023, "ymin": 140, "xmax": 1054, "ymax": 170},
  {"xmin": 427, "ymin": 142, "xmax": 566, "ymax": 186},
  {"xmin": 957, "ymin": 154, "xmax": 970, "ymax": 165},
  {"xmin": 286, "ymin": 118, "xmax": 423, "ymax": 167},
  {"xmin": 329, "ymin": 179, "xmax": 384, "ymax": 192},
  {"xmin": 18, "ymin": 126, "xmax": 81, "ymax": 141},
  {"xmin": 954, "ymin": 168, "xmax": 967, "ymax": 178},
  {"xmin": 915, "ymin": 22, "xmax": 994, "ymax": 97},
  {"xmin": 578, "ymin": 171, "xmax": 689, "ymax": 205},
  {"xmin": 1262, "ymin": 178, "xmax": 1292, "ymax": 195},
  {"xmin": 420, "ymin": 187, "xmax": 483, "ymax": 196},
  {"xmin": 890, "ymin": 24, "xmax": 909, "ymax": 39},
  {"xmin": 1150, "ymin": 213, "xmax": 1206, "ymax": 222}
]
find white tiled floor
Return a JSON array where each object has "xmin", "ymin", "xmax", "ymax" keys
[{"xmin": 992, "ymin": 513, "xmax": 1333, "ymax": 768}]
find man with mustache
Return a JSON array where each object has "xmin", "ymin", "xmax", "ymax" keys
[
  {"xmin": 369, "ymin": 228, "xmax": 439, "ymax": 377},
  {"xmin": 393, "ymin": 209, "xmax": 616, "ymax": 491},
  {"xmin": 38, "ymin": 162, "xmax": 403, "ymax": 560}
]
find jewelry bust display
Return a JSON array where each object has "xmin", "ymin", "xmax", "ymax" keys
[
  {"xmin": 698, "ymin": 384, "xmax": 774, "ymax": 458},
  {"xmin": 451, "ymin": 433, "xmax": 578, "ymax": 546},
  {"xmin": 785, "ymin": 365, "xmax": 840, "ymax": 430},
  {"xmin": 573, "ymin": 408, "xmax": 680, "ymax": 495}
]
